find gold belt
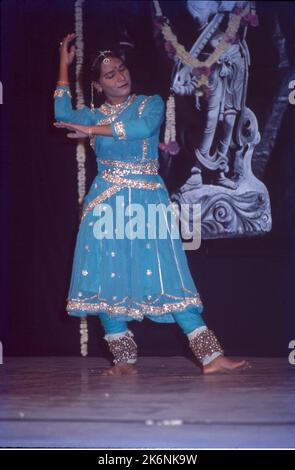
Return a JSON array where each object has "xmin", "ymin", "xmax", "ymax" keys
[
  {"xmin": 99, "ymin": 159, "xmax": 159, "ymax": 174},
  {"xmin": 81, "ymin": 159, "xmax": 163, "ymax": 222}
]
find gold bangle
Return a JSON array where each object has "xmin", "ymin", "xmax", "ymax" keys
[{"xmin": 57, "ymin": 80, "xmax": 70, "ymax": 86}]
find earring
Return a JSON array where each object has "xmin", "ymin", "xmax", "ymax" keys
[
  {"xmin": 90, "ymin": 82, "xmax": 95, "ymax": 112},
  {"xmin": 91, "ymin": 83, "xmax": 103, "ymax": 112}
]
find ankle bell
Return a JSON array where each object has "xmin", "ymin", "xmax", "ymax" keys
[
  {"xmin": 188, "ymin": 327, "xmax": 224, "ymax": 365},
  {"xmin": 104, "ymin": 330, "xmax": 137, "ymax": 365}
]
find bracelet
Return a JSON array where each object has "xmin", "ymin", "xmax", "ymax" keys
[
  {"xmin": 88, "ymin": 127, "xmax": 93, "ymax": 138},
  {"xmin": 57, "ymin": 80, "xmax": 70, "ymax": 86}
]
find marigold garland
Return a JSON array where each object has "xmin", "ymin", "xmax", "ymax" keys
[{"xmin": 153, "ymin": 1, "xmax": 258, "ymax": 154}]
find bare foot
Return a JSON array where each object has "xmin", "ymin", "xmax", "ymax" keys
[
  {"xmin": 203, "ymin": 356, "xmax": 251, "ymax": 375},
  {"xmin": 100, "ymin": 363, "xmax": 138, "ymax": 376}
]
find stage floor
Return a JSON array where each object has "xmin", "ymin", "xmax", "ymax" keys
[{"xmin": 0, "ymin": 356, "xmax": 294, "ymax": 448}]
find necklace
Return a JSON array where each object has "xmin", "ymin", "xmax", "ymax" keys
[
  {"xmin": 105, "ymin": 95, "xmax": 131, "ymax": 108},
  {"xmin": 99, "ymin": 93, "xmax": 137, "ymax": 117}
]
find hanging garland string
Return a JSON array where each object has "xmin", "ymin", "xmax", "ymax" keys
[
  {"xmin": 74, "ymin": 0, "xmax": 88, "ymax": 357},
  {"xmin": 75, "ymin": 0, "xmax": 87, "ymax": 206},
  {"xmin": 153, "ymin": 0, "xmax": 258, "ymax": 155}
]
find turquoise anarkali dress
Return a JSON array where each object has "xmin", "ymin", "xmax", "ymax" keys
[{"xmin": 54, "ymin": 85, "xmax": 204, "ymax": 325}]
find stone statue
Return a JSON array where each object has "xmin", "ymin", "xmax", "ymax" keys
[{"xmin": 170, "ymin": 1, "xmax": 272, "ymax": 239}]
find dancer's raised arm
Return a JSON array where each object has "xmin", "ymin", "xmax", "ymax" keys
[{"xmin": 54, "ymin": 33, "xmax": 96, "ymax": 125}]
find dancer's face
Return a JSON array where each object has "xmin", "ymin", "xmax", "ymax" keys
[{"xmin": 95, "ymin": 57, "xmax": 132, "ymax": 104}]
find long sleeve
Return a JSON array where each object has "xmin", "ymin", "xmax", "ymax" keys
[
  {"xmin": 111, "ymin": 94, "xmax": 165, "ymax": 141},
  {"xmin": 54, "ymin": 85, "xmax": 95, "ymax": 125}
]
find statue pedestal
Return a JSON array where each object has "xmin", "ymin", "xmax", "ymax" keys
[{"xmin": 171, "ymin": 147, "xmax": 272, "ymax": 240}]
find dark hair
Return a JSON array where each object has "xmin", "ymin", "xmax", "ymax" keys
[{"xmin": 90, "ymin": 50, "xmax": 125, "ymax": 83}]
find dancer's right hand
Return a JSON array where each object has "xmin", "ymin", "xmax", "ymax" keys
[{"xmin": 59, "ymin": 33, "xmax": 77, "ymax": 66}]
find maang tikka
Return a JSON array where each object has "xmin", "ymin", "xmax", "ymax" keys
[
  {"xmin": 97, "ymin": 49, "xmax": 112, "ymax": 64},
  {"xmin": 90, "ymin": 50, "xmax": 112, "ymax": 111}
]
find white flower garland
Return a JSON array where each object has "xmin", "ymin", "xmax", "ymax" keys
[
  {"xmin": 75, "ymin": 0, "xmax": 88, "ymax": 357},
  {"xmin": 164, "ymin": 95, "xmax": 176, "ymax": 144},
  {"xmin": 80, "ymin": 316, "xmax": 89, "ymax": 358},
  {"xmin": 74, "ymin": 0, "xmax": 87, "ymax": 206}
]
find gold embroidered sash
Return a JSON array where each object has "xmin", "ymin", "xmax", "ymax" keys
[{"xmin": 81, "ymin": 159, "xmax": 163, "ymax": 221}]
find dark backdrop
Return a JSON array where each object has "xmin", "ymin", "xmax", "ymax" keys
[{"xmin": 1, "ymin": 0, "xmax": 295, "ymax": 358}]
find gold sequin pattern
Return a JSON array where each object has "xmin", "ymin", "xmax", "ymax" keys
[
  {"xmin": 138, "ymin": 96, "xmax": 151, "ymax": 117},
  {"xmin": 53, "ymin": 89, "xmax": 72, "ymax": 98},
  {"xmin": 189, "ymin": 329, "xmax": 224, "ymax": 364},
  {"xmin": 102, "ymin": 171, "xmax": 163, "ymax": 189},
  {"xmin": 138, "ymin": 97, "xmax": 151, "ymax": 162},
  {"xmin": 80, "ymin": 185, "xmax": 122, "ymax": 221},
  {"xmin": 141, "ymin": 139, "xmax": 148, "ymax": 162},
  {"xmin": 97, "ymin": 117, "xmax": 115, "ymax": 126},
  {"xmin": 67, "ymin": 295, "xmax": 203, "ymax": 319},
  {"xmin": 113, "ymin": 121, "xmax": 126, "ymax": 140},
  {"xmin": 81, "ymin": 159, "xmax": 163, "ymax": 221},
  {"xmin": 105, "ymin": 331, "xmax": 137, "ymax": 365},
  {"xmin": 80, "ymin": 160, "xmax": 163, "ymax": 221},
  {"xmin": 100, "ymin": 159, "xmax": 159, "ymax": 174},
  {"xmin": 96, "ymin": 96, "xmax": 152, "ymax": 151},
  {"xmin": 98, "ymin": 94, "xmax": 137, "ymax": 116}
]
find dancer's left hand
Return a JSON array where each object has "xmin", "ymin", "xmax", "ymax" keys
[{"xmin": 53, "ymin": 121, "xmax": 90, "ymax": 139}]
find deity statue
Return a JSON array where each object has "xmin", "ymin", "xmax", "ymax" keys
[{"xmin": 170, "ymin": 0, "xmax": 272, "ymax": 239}]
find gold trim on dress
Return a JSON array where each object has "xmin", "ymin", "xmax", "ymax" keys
[
  {"xmin": 97, "ymin": 116, "xmax": 116, "ymax": 125},
  {"xmin": 113, "ymin": 121, "xmax": 126, "ymax": 140},
  {"xmin": 141, "ymin": 139, "xmax": 148, "ymax": 162},
  {"xmin": 81, "ymin": 185, "xmax": 122, "ymax": 221},
  {"xmin": 67, "ymin": 294, "xmax": 203, "ymax": 319},
  {"xmin": 138, "ymin": 96, "xmax": 151, "ymax": 116},
  {"xmin": 53, "ymin": 89, "xmax": 72, "ymax": 98},
  {"xmin": 80, "ymin": 160, "xmax": 163, "ymax": 221},
  {"xmin": 100, "ymin": 159, "xmax": 159, "ymax": 174},
  {"xmin": 138, "ymin": 96, "xmax": 151, "ymax": 161},
  {"xmin": 98, "ymin": 94, "xmax": 137, "ymax": 116},
  {"xmin": 102, "ymin": 171, "xmax": 162, "ymax": 189}
]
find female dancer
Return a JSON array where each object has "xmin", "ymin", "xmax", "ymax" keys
[{"xmin": 54, "ymin": 33, "xmax": 249, "ymax": 376}]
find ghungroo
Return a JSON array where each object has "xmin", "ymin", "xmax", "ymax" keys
[
  {"xmin": 104, "ymin": 330, "xmax": 137, "ymax": 365},
  {"xmin": 188, "ymin": 327, "xmax": 224, "ymax": 365}
]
